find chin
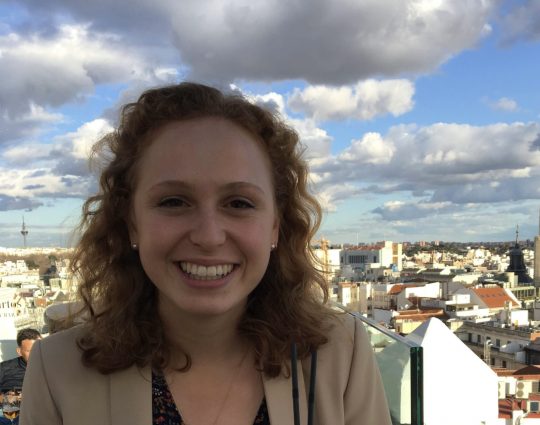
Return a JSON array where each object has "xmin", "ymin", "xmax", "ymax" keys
[{"xmin": 180, "ymin": 301, "xmax": 245, "ymax": 318}]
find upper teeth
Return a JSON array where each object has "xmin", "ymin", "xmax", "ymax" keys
[{"xmin": 180, "ymin": 262, "xmax": 234, "ymax": 279}]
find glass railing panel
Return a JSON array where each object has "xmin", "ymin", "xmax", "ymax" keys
[{"xmin": 349, "ymin": 311, "xmax": 424, "ymax": 425}]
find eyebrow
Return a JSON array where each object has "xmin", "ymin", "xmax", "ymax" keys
[{"xmin": 147, "ymin": 180, "xmax": 267, "ymax": 195}]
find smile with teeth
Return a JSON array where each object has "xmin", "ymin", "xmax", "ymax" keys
[{"xmin": 180, "ymin": 262, "xmax": 235, "ymax": 280}]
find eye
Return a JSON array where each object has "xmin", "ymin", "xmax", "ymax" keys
[
  {"xmin": 157, "ymin": 197, "xmax": 189, "ymax": 208},
  {"xmin": 228, "ymin": 198, "xmax": 255, "ymax": 209}
]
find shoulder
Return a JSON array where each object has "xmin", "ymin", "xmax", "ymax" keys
[
  {"xmin": 323, "ymin": 310, "xmax": 368, "ymax": 353},
  {"xmin": 41, "ymin": 324, "xmax": 83, "ymax": 344},
  {"xmin": 24, "ymin": 325, "xmax": 112, "ymax": 405},
  {"xmin": 0, "ymin": 357, "xmax": 20, "ymax": 368},
  {"xmin": 0, "ymin": 357, "xmax": 23, "ymax": 376},
  {"xmin": 30, "ymin": 325, "xmax": 87, "ymax": 376},
  {"xmin": 309, "ymin": 311, "xmax": 371, "ymax": 379},
  {"xmin": 37, "ymin": 325, "xmax": 83, "ymax": 355}
]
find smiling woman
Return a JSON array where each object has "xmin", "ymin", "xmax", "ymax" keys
[
  {"xmin": 19, "ymin": 82, "xmax": 391, "ymax": 425},
  {"xmin": 130, "ymin": 117, "xmax": 279, "ymax": 319}
]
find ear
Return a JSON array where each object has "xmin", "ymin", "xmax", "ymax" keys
[{"xmin": 16, "ymin": 347, "xmax": 21, "ymax": 357}]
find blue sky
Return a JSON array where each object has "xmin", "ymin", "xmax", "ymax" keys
[{"xmin": 1, "ymin": 0, "xmax": 540, "ymax": 247}]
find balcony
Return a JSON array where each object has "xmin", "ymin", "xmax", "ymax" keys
[{"xmin": 352, "ymin": 312, "xmax": 424, "ymax": 425}]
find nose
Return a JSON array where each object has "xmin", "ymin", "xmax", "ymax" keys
[{"xmin": 189, "ymin": 209, "xmax": 226, "ymax": 249}]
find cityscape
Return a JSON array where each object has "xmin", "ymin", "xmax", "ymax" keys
[{"xmin": 1, "ymin": 212, "xmax": 540, "ymax": 424}]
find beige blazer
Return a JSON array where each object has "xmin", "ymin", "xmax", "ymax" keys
[{"xmin": 20, "ymin": 313, "xmax": 391, "ymax": 425}]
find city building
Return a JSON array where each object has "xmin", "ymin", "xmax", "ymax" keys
[{"xmin": 341, "ymin": 241, "xmax": 403, "ymax": 273}]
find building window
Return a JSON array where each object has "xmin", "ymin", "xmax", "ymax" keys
[
  {"xmin": 477, "ymin": 334, "xmax": 482, "ymax": 344},
  {"xmin": 348, "ymin": 255, "xmax": 368, "ymax": 264},
  {"xmin": 531, "ymin": 402, "xmax": 540, "ymax": 412},
  {"xmin": 496, "ymin": 339, "xmax": 501, "ymax": 347},
  {"xmin": 490, "ymin": 358, "xmax": 495, "ymax": 366},
  {"xmin": 502, "ymin": 361, "xmax": 507, "ymax": 368}
]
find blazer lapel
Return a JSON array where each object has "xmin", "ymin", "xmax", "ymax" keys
[
  {"xmin": 110, "ymin": 365, "xmax": 152, "ymax": 425},
  {"xmin": 263, "ymin": 359, "xmax": 308, "ymax": 425}
]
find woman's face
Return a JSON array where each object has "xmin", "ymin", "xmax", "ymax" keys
[{"xmin": 129, "ymin": 117, "xmax": 279, "ymax": 319}]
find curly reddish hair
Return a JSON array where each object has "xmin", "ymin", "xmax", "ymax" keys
[{"xmin": 72, "ymin": 82, "xmax": 332, "ymax": 376}]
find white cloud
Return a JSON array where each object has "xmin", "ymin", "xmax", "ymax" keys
[
  {"xmin": 56, "ymin": 118, "xmax": 113, "ymax": 160},
  {"xmin": 373, "ymin": 200, "xmax": 456, "ymax": 220},
  {"xmin": 0, "ymin": 24, "xmax": 148, "ymax": 145},
  {"xmin": 13, "ymin": 0, "xmax": 496, "ymax": 84},
  {"xmin": 490, "ymin": 97, "xmax": 518, "ymax": 112},
  {"xmin": 314, "ymin": 182, "xmax": 361, "ymax": 213},
  {"xmin": 311, "ymin": 122, "xmax": 540, "ymax": 210},
  {"xmin": 338, "ymin": 132, "xmax": 395, "ymax": 165},
  {"xmin": 3, "ymin": 143, "xmax": 55, "ymax": 165},
  {"xmin": 288, "ymin": 79, "xmax": 415, "ymax": 122},
  {"xmin": 0, "ymin": 25, "xmax": 142, "ymax": 112},
  {"xmin": 171, "ymin": 0, "xmax": 495, "ymax": 83},
  {"xmin": 0, "ymin": 118, "xmax": 115, "ymax": 208},
  {"xmin": 241, "ymin": 88, "xmax": 333, "ymax": 160},
  {"xmin": 0, "ymin": 167, "xmax": 90, "ymax": 199},
  {"xmin": 0, "ymin": 103, "xmax": 63, "ymax": 143},
  {"xmin": 289, "ymin": 118, "xmax": 333, "ymax": 160},
  {"xmin": 249, "ymin": 92, "xmax": 287, "ymax": 116}
]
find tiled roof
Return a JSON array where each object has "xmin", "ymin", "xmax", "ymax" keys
[
  {"xmin": 493, "ymin": 368, "xmax": 516, "ymax": 376},
  {"xmin": 514, "ymin": 365, "xmax": 540, "ymax": 376},
  {"xmin": 394, "ymin": 309, "xmax": 445, "ymax": 322},
  {"xmin": 388, "ymin": 284, "xmax": 405, "ymax": 295},
  {"xmin": 471, "ymin": 287, "xmax": 520, "ymax": 309},
  {"xmin": 346, "ymin": 245, "xmax": 384, "ymax": 251},
  {"xmin": 527, "ymin": 412, "xmax": 540, "ymax": 418},
  {"xmin": 499, "ymin": 398, "xmax": 526, "ymax": 418}
]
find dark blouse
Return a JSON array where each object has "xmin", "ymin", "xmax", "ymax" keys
[{"xmin": 152, "ymin": 372, "xmax": 270, "ymax": 425}]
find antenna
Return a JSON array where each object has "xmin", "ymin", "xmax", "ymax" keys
[
  {"xmin": 515, "ymin": 224, "xmax": 519, "ymax": 245},
  {"xmin": 21, "ymin": 216, "xmax": 29, "ymax": 248}
]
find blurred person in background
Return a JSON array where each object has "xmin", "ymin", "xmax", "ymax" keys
[{"xmin": 0, "ymin": 328, "xmax": 41, "ymax": 393}]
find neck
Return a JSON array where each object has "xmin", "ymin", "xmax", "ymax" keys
[{"xmin": 158, "ymin": 298, "xmax": 248, "ymax": 364}]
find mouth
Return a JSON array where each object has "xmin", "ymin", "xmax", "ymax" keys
[{"xmin": 179, "ymin": 261, "xmax": 235, "ymax": 280}]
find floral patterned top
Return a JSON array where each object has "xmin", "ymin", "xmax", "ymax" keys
[{"xmin": 152, "ymin": 371, "xmax": 270, "ymax": 425}]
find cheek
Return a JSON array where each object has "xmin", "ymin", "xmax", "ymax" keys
[
  {"xmin": 242, "ymin": 225, "xmax": 274, "ymax": 265},
  {"xmin": 137, "ymin": 215, "xmax": 179, "ymax": 244}
]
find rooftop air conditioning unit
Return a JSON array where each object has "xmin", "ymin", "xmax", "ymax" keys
[
  {"xmin": 498, "ymin": 382, "xmax": 506, "ymax": 398},
  {"xmin": 517, "ymin": 390, "xmax": 524, "ymax": 398}
]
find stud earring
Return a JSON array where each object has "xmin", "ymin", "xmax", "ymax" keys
[
  {"xmin": 131, "ymin": 243, "xmax": 138, "ymax": 251},
  {"xmin": 271, "ymin": 243, "xmax": 277, "ymax": 251}
]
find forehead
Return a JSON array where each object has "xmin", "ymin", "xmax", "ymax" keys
[
  {"xmin": 19, "ymin": 339, "xmax": 36, "ymax": 349},
  {"xmin": 135, "ymin": 117, "xmax": 274, "ymax": 189}
]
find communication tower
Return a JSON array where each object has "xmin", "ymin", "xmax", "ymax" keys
[{"xmin": 21, "ymin": 216, "xmax": 29, "ymax": 248}]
